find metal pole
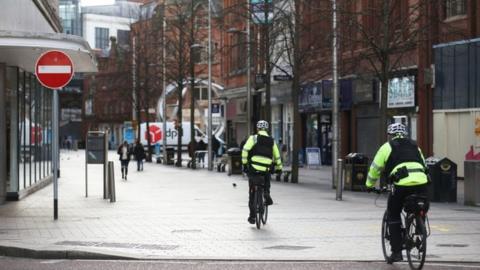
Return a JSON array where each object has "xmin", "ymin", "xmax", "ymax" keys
[
  {"xmin": 53, "ymin": 90, "xmax": 59, "ymax": 220},
  {"xmin": 246, "ymin": 0, "xmax": 251, "ymax": 135},
  {"xmin": 162, "ymin": 18, "xmax": 168, "ymax": 165},
  {"xmin": 103, "ymin": 131, "xmax": 109, "ymax": 199},
  {"xmin": 132, "ymin": 36, "xmax": 137, "ymax": 122},
  {"xmin": 207, "ymin": 0, "xmax": 213, "ymax": 171},
  {"xmin": 85, "ymin": 136, "xmax": 88, "ymax": 197},
  {"xmin": 336, "ymin": 158, "xmax": 344, "ymax": 200},
  {"xmin": 331, "ymin": 0, "xmax": 339, "ymax": 189},
  {"xmin": 108, "ymin": 161, "xmax": 116, "ymax": 203}
]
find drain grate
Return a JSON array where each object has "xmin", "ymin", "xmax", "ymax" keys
[
  {"xmin": 55, "ymin": 241, "xmax": 178, "ymax": 250},
  {"xmin": 171, "ymin": 229, "xmax": 202, "ymax": 234},
  {"xmin": 436, "ymin": 244, "xmax": 469, "ymax": 248},
  {"xmin": 426, "ymin": 254, "xmax": 441, "ymax": 258},
  {"xmin": 453, "ymin": 209, "xmax": 478, "ymax": 212},
  {"xmin": 264, "ymin": 245, "xmax": 314, "ymax": 250}
]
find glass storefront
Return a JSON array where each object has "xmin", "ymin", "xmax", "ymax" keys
[{"xmin": 6, "ymin": 67, "xmax": 53, "ymax": 199}]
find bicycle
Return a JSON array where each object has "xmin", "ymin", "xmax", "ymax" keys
[
  {"xmin": 372, "ymin": 185, "xmax": 431, "ymax": 270},
  {"xmin": 250, "ymin": 174, "xmax": 269, "ymax": 229}
]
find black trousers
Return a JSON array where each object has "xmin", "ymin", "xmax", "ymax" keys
[
  {"xmin": 387, "ymin": 184, "xmax": 428, "ymax": 253},
  {"xmin": 248, "ymin": 173, "xmax": 271, "ymax": 217}
]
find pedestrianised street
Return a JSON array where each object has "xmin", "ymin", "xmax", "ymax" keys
[{"xmin": 0, "ymin": 151, "xmax": 479, "ymax": 264}]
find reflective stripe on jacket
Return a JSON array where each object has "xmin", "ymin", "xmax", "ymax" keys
[
  {"xmin": 366, "ymin": 136, "xmax": 428, "ymax": 187},
  {"xmin": 241, "ymin": 130, "xmax": 283, "ymax": 172}
]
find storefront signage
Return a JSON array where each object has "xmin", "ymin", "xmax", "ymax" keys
[
  {"xmin": 299, "ymin": 80, "xmax": 353, "ymax": 112},
  {"xmin": 273, "ymin": 74, "xmax": 292, "ymax": 81},
  {"xmin": 387, "ymin": 76, "xmax": 415, "ymax": 108},
  {"xmin": 306, "ymin": 147, "xmax": 322, "ymax": 167}
]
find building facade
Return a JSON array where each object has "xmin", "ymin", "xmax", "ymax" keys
[{"xmin": 0, "ymin": 0, "xmax": 96, "ymax": 202}]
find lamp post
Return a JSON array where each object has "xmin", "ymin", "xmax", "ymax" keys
[
  {"xmin": 332, "ymin": 0, "xmax": 340, "ymax": 191},
  {"xmin": 207, "ymin": 0, "xmax": 213, "ymax": 171},
  {"xmin": 162, "ymin": 17, "xmax": 168, "ymax": 165}
]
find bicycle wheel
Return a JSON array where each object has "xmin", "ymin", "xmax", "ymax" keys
[
  {"xmin": 261, "ymin": 193, "xmax": 268, "ymax": 225},
  {"xmin": 406, "ymin": 215, "xmax": 427, "ymax": 270},
  {"xmin": 254, "ymin": 189, "xmax": 262, "ymax": 229},
  {"xmin": 381, "ymin": 211, "xmax": 392, "ymax": 262}
]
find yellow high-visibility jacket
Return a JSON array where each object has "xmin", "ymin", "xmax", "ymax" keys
[
  {"xmin": 242, "ymin": 130, "xmax": 282, "ymax": 173},
  {"xmin": 366, "ymin": 136, "xmax": 428, "ymax": 188}
]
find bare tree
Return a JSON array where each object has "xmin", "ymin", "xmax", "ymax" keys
[
  {"xmin": 152, "ymin": 0, "xmax": 210, "ymax": 166},
  {"xmin": 338, "ymin": 0, "xmax": 467, "ymax": 145}
]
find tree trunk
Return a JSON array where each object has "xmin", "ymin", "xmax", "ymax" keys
[
  {"xmin": 190, "ymin": 0, "xmax": 196, "ymax": 148},
  {"xmin": 291, "ymin": 73, "xmax": 300, "ymax": 183},
  {"xmin": 290, "ymin": 0, "xmax": 301, "ymax": 183},
  {"xmin": 177, "ymin": 80, "xmax": 183, "ymax": 167}
]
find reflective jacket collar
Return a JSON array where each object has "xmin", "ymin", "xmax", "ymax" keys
[
  {"xmin": 257, "ymin": 130, "xmax": 269, "ymax": 137},
  {"xmin": 392, "ymin": 135, "xmax": 405, "ymax": 140}
]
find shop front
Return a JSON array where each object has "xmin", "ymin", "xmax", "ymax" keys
[
  {"xmin": 0, "ymin": 31, "xmax": 96, "ymax": 201},
  {"xmin": 299, "ymin": 79, "xmax": 352, "ymax": 165},
  {"xmin": 353, "ymin": 73, "xmax": 417, "ymax": 159}
]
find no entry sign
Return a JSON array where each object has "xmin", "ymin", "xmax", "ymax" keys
[{"xmin": 35, "ymin": 50, "xmax": 74, "ymax": 89}]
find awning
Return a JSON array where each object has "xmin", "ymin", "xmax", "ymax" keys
[{"xmin": 0, "ymin": 30, "xmax": 97, "ymax": 73}]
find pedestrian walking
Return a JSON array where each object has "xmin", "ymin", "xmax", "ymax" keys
[
  {"xmin": 197, "ymin": 140, "xmax": 206, "ymax": 165},
  {"xmin": 133, "ymin": 139, "xmax": 146, "ymax": 171},
  {"xmin": 117, "ymin": 141, "xmax": 132, "ymax": 180}
]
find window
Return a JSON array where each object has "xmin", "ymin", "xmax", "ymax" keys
[
  {"xmin": 95, "ymin": 27, "xmax": 110, "ymax": 49},
  {"xmin": 193, "ymin": 42, "xmax": 208, "ymax": 64},
  {"xmin": 194, "ymin": 86, "xmax": 208, "ymax": 100},
  {"xmin": 230, "ymin": 34, "xmax": 246, "ymax": 72},
  {"xmin": 117, "ymin": 30, "xmax": 130, "ymax": 46},
  {"xmin": 445, "ymin": 0, "xmax": 466, "ymax": 18}
]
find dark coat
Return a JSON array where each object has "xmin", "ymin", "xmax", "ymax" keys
[
  {"xmin": 117, "ymin": 144, "xmax": 132, "ymax": 161},
  {"xmin": 133, "ymin": 143, "xmax": 146, "ymax": 161}
]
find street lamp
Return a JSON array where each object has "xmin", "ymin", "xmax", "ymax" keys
[
  {"xmin": 226, "ymin": 26, "xmax": 252, "ymax": 136},
  {"xmin": 162, "ymin": 17, "xmax": 168, "ymax": 165},
  {"xmin": 207, "ymin": 0, "xmax": 213, "ymax": 171}
]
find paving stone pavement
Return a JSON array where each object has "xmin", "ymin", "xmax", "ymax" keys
[{"xmin": 0, "ymin": 150, "xmax": 479, "ymax": 261}]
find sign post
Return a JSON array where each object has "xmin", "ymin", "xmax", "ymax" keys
[
  {"xmin": 86, "ymin": 131, "xmax": 108, "ymax": 198},
  {"xmin": 35, "ymin": 50, "xmax": 74, "ymax": 220}
]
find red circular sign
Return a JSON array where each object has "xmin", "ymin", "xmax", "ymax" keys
[
  {"xmin": 35, "ymin": 50, "xmax": 74, "ymax": 89},
  {"xmin": 145, "ymin": 125, "xmax": 162, "ymax": 143}
]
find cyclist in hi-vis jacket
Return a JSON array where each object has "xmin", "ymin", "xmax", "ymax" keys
[
  {"xmin": 366, "ymin": 123, "xmax": 429, "ymax": 263},
  {"xmin": 242, "ymin": 120, "xmax": 282, "ymax": 224}
]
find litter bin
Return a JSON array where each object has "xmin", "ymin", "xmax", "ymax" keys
[
  {"xmin": 344, "ymin": 153, "xmax": 369, "ymax": 191},
  {"xmin": 166, "ymin": 147, "xmax": 175, "ymax": 165},
  {"xmin": 227, "ymin": 147, "xmax": 242, "ymax": 176},
  {"xmin": 426, "ymin": 157, "xmax": 457, "ymax": 203},
  {"xmin": 464, "ymin": 160, "xmax": 480, "ymax": 206}
]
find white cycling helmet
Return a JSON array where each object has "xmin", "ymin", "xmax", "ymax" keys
[
  {"xmin": 256, "ymin": 120, "xmax": 269, "ymax": 130},
  {"xmin": 387, "ymin": 123, "xmax": 407, "ymax": 136}
]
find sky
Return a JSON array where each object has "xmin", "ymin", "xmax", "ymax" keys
[{"xmin": 80, "ymin": 0, "xmax": 115, "ymax": 6}]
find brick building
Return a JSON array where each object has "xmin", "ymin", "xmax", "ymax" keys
[{"xmin": 296, "ymin": 0, "xmax": 479, "ymax": 172}]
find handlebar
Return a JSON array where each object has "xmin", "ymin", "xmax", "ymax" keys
[{"xmin": 367, "ymin": 186, "xmax": 391, "ymax": 194}]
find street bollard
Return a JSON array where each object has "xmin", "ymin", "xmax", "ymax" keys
[
  {"xmin": 104, "ymin": 164, "xmax": 110, "ymax": 200},
  {"xmin": 336, "ymin": 159, "xmax": 344, "ymax": 201},
  {"xmin": 108, "ymin": 161, "xmax": 116, "ymax": 203}
]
